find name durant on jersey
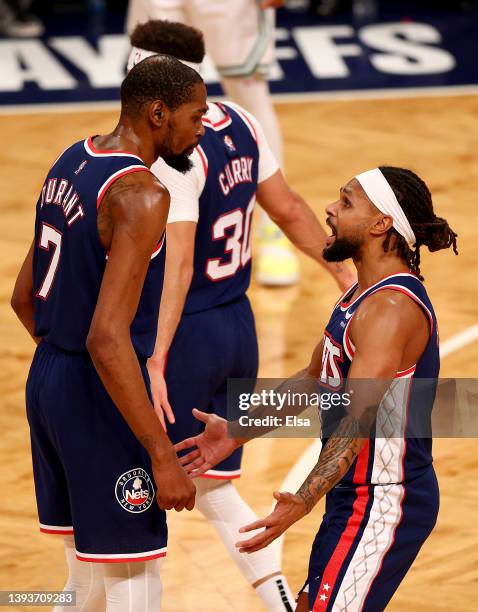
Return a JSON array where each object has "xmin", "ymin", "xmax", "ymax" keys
[{"xmin": 40, "ymin": 177, "xmax": 85, "ymax": 227}]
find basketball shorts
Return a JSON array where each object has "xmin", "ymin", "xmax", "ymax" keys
[
  {"xmin": 26, "ymin": 340, "xmax": 168, "ymax": 563},
  {"xmin": 300, "ymin": 467, "xmax": 439, "ymax": 611},
  {"xmin": 165, "ymin": 295, "xmax": 259, "ymax": 479},
  {"xmin": 126, "ymin": 0, "xmax": 275, "ymax": 76}
]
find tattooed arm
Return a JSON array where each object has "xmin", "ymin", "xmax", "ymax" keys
[{"xmin": 235, "ymin": 290, "xmax": 429, "ymax": 553}]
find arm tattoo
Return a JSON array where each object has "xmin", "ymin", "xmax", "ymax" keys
[
  {"xmin": 96, "ymin": 174, "xmax": 149, "ymax": 250},
  {"xmin": 296, "ymin": 416, "xmax": 365, "ymax": 513},
  {"xmin": 138, "ymin": 434, "xmax": 161, "ymax": 457}
]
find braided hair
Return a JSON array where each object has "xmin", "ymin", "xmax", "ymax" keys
[{"xmin": 379, "ymin": 166, "xmax": 458, "ymax": 280}]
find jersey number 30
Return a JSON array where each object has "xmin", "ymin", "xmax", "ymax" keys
[
  {"xmin": 206, "ymin": 197, "xmax": 254, "ymax": 281},
  {"xmin": 36, "ymin": 223, "xmax": 62, "ymax": 300}
]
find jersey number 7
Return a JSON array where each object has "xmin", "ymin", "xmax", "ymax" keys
[{"xmin": 35, "ymin": 222, "xmax": 62, "ymax": 300}]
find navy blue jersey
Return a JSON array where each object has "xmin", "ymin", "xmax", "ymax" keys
[
  {"xmin": 319, "ymin": 272, "xmax": 440, "ymax": 485},
  {"xmin": 33, "ymin": 137, "xmax": 165, "ymax": 357},
  {"xmin": 184, "ymin": 104, "xmax": 259, "ymax": 313}
]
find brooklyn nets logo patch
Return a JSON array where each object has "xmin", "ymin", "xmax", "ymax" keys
[{"xmin": 115, "ymin": 468, "xmax": 155, "ymax": 514}]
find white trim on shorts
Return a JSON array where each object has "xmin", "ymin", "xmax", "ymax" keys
[{"xmin": 75, "ymin": 546, "xmax": 167, "ymax": 563}]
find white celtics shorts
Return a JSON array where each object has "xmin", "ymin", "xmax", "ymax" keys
[{"xmin": 126, "ymin": 0, "xmax": 275, "ymax": 77}]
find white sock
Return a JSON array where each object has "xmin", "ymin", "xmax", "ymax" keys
[
  {"xmin": 103, "ymin": 559, "xmax": 163, "ymax": 611},
  {"xmin": 54, "ymin": 535, "xmax": 105, "ymax": 612},
  {"xmin": 195, "ymin": 478, "xmax": 295, "ymax": 610},
  {"xmin": 256, "ymin": 574, "xmax": 295, "ymax": 612}
]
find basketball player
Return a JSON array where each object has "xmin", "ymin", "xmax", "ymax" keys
[
  {"xmin": 176, "ymin": 167, "xmax": 458, "ymax": 611},
  {"xmin": 11, "ymin": 56, "xmax": 207, "ymax": 610},
  {"xmin": 128, "ymin": 19, "xmax": 354, "ymax": 612},
  {"xmin": 126, "ymin": 0, "xmax": 300, "ymax": 286}
]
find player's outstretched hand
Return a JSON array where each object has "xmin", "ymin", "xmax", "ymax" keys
[
  {"xmin": 147, "ymin": 358, "xmax": 175, "ymax": 430},
  {"xmin": 235, "ymin": 491, "xmax": 307, "ymax": 553},
  {"xmin": 174, "ymin": 409, "xmax": 240, "ymax": 477},
  {"xmin": 152, "ymin": 453, "xmax": 196, "ymax": 512}
]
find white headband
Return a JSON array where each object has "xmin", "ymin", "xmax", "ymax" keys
[
  {"xmin": 355, "ymin": 168, "xmax": 416, "ymax": 247},
  {"xmin": 127, "ymin": 46, "xmax": 202, "ymax": 73}
]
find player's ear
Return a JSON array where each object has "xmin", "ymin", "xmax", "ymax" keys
[
  {"xmin": 150, "ymin": 101, "xmax": 166, "ymax": 128},
  {"xmin": 371, "ymin": 214, "xmax": 393, "ymax": 238}
]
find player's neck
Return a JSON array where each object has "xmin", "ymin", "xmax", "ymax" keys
[
  {"xmin": 94, "ymin": 120, "xmax": 155, "ymax": 166},
  {"xmin": 353, "ymin": 249, "xmax": 410, "ymax": 292}
]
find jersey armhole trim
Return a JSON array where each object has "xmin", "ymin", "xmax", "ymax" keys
[
  {"xmin": 85, "ymin": 137, "xmax": 144, "ymax": 161},
  {"xmin": 202, "ymin": 110, "xmax": 232, "ymax": 131},
  {"xmin": 97, "ymin": 166, "xmax": 150, "ymax": 210},
  {"xmin": 368, "ymin": 285, "xmax": 434, "ymax": 337},
  {"xmin": 225, "ymin": 102, "xmax": 258, "ymax": 142},
  {"xmin": 196, "ymin": 145, "xmax": 208, "ymax": 181}
]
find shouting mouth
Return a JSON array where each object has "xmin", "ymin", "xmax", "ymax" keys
[{"xmin": 325, "ymin": 218, "xmax": 337, "ymax": 246}]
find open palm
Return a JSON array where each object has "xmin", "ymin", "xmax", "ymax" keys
[{"xmin": 174, "ymin": 409, "xmax": 240, "ymax": 477}]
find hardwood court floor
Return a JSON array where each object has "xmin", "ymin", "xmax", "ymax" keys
[{"xmin": 0, "ymin": 95, "xmax": 477, "ymax": 611}]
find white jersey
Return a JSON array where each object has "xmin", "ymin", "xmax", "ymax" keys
[{"xmin": 126, "ymin": 0, "xmax": 275, "ymax": 76}]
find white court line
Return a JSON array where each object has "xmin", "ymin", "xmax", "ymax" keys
[
  {"xmin": 1, "ymin": 84, "xmax": 478, "ymax": 116},
  {"xmin": 270, "ymin": 438, "xmax": 322, "ymax": 559},
  {"xmin": 273, "ymin": 323, "xmax": 478, "ymax": 563},
  {"xmin": 440, "ymin": 324, "xmax": 478, "ymax": 358}
]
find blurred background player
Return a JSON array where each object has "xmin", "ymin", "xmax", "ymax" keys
[
  {"xmin": 125, "ymin": 0, "xmax": 301, "ymax": 286},
  {"xmin": 128, "ymin": 19, "xmax": 354, "ymax": 611},
  {"xmin": 11, "ymin": 56, "xmax": 207, "ymax": 610},
  {"xmin": 0, "ymin": 0, "xmax": 44, "ymax": 36}
]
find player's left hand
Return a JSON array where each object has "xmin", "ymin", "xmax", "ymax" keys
[
  {"xmin": 236, "ymin": 491, "xmax": 307, "ymax": 553},
  {"xmin": 174, "ymin": 409, "xmax": 240, "ymax": 477},
  {"xmin": 147, "ymin": 358, "xmax": 175, "ymax": 430}
]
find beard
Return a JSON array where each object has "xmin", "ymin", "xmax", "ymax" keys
[
  {"xmin": 163, "ymin": 152, "xmax": 193, "ymax": 174},
  {"xmin": 323, "ymin": 236, "xmax": 362, "ymax": 262}
]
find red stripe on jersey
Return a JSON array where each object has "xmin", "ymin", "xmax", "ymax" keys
[
  {"xmin": 87, "ymin": 137, "xmax": 140, "ymax": 157},
  {"xmin": 344, "ymin": 318, "xmax": 355, "ymax": 358},
  {"xmin": 97, "ymin": 167, "xmax": 150, "ymax": 210},
  {"xmin": 202, "ymin": 115, "xmax": 230, "ymax": 129},
  {"xmin": 339, "ymin": 272, "xmax": 417, "ymax": 309},
  {"xmin": 312, "ymin": 482, "xmax": 370, "ymax": 610},
  {"xmin": 202, "ymin": 103, "xmax": 231, "ymax": 129},
  {"xmin": 196, "ymin": 145, "xmax": 208, "ymax": 178},
  {"xmin": 368, "ymin": 285, "xmax": 434, "ymax": 336},
  {"xmin": 231, "ymin": 106, "xmax": 258, "ymax": 142},
  {"xmin": 151, "ymin": 233, "xmax": 166, "ymax": 257},
  {"xmin": 334, "ymin": 283, "xmax": 358, "ymax": 309},
  {"xmin": 396, "ymin": 364, "xmax": 416, "ymax": 377}
]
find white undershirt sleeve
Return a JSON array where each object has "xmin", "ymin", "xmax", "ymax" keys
[{"xmin": 150, "ymin": 149, "xmax": 206, "ymax": 224}]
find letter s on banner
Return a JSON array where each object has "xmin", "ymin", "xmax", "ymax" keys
[{"xmin": 360, "ymin": 22, "xmax": 455, "ymax": 75}]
